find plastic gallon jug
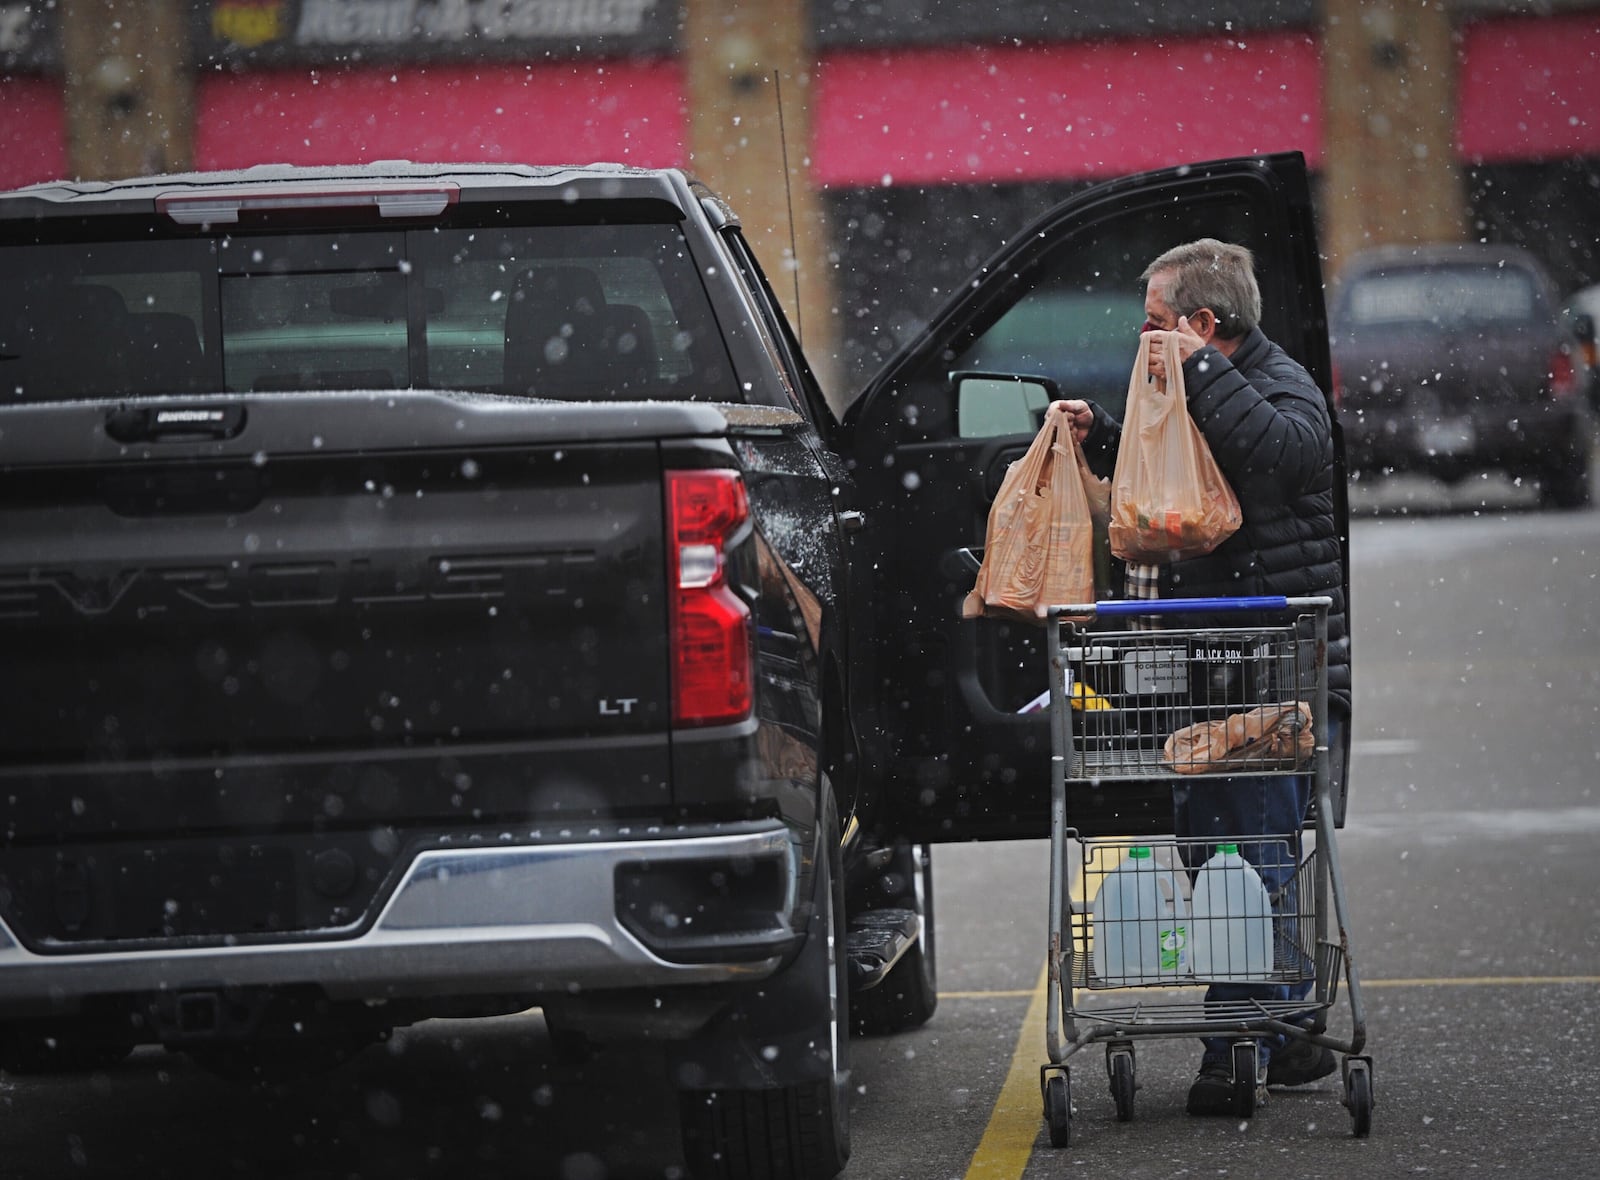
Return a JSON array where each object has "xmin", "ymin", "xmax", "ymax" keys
[
  {"xmin": 1189, "ymin": 843, "xmax": 1274, "ymax": 981},
  {"xmin": 1091, "ymin": 846, "xmax": 1189, "ymax": 986}
]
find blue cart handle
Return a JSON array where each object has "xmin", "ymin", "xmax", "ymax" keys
[{"xmin": 1050, "ymin": 595, "xmax": 1332, "ymax": 618}]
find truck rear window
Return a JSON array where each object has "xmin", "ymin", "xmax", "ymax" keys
[
  {"xmin": 0, "ymin": 224, "xmax": 737, "ymax": 403},
  {"xmin": 1342, "ymin": 267, "xmax": 1540, "ymax": 327}
]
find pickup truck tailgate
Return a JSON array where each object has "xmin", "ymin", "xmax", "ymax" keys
[{"xmin": 0, "ymin": 399, "xmax": 675, "ymax": 841}]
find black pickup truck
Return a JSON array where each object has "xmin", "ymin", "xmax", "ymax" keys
[{"xmin": 0, "ymin": 154, "xmax": 1344, "ymax": 1178}]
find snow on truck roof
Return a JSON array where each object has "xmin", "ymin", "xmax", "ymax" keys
[{"xmin": 0, "ymin": 160, "xmax": 687, "ymax": 206}]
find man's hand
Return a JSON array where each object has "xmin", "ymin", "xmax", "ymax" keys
[
  {"xmin": 1053, "ymin": 399, "xmax": 1093, "ymax": 444},
  {"xmin": 1145, "ymin": 314, "xmax": 1206, "ymax": 385}
]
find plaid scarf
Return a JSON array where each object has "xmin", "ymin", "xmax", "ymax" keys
[{"xmin": 1125, "ymin": 561, "xmax": 1161, "ymax": 630}]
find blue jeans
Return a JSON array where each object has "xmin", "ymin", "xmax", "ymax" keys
[{"xmin": 1174, "ymin": 714, "xmax": 1344, "ymax": 1066}]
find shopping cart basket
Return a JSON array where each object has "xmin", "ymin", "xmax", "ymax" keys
[{"xmin": 1038, "ymin": 596, "xmax": 1373, "ymax": 1144}]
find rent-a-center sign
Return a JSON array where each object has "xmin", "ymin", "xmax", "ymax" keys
[{"xmin": 196, "ymin": 0, "xmax": 676, "ymax": 64}]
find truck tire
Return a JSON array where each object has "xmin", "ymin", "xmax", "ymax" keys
[
  {"xmin": 851, "ymin": 843, "xmax": 938, "ymax": 1036},
  {"xmin": 677, "ymin": 795, "xmax": 850, "ymax": 1180},
  {"xmin": 1540, "ymin": 450, "xmax": 1593, "ymax": 509}
]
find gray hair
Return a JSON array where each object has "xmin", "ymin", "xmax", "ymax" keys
[{"xmin": 1141, "ymin": 238, "xmax": 1262, "ymax": 340}]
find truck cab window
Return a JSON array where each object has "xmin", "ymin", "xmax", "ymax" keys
[{"xmin": 412, "ymin": 223, "xmax": 737, "ymax": 402}]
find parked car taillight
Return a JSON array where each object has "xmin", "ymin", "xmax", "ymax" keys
[
  {"xmin": 1549, "ymin": 348, "xmax": 1580, "ymax": 399},
  {"xmin": 666, "ymin": 469, "xmax": 752, "ymax": 727},
  {"xmin": 1329, "ymin": 358, "xmax": 1344, "ymax": 411}
]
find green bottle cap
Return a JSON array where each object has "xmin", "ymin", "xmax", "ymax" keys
[
  {"xmin": 1129, "ymin": 846, "xmax": 1152, "ymax": 859},
  {"xmin": 1218, "ymin": 843, "xmax": 1239, "ymax": 855}
]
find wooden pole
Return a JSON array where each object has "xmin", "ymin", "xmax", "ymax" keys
[
  {"xmin": 683, "ymin": 0, "xmax": 842, "ymax": 405},
  {"xmin": 1321, "ymin": 0, "xmax": 1466, "ymax": 278},
  {"xmin": 59, "ymin": 0, "xmax": 192, "ymax": 181}
]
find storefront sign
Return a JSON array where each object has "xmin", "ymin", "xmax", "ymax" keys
[{"xmin": 196, "ymin": 0, "xmax": 674, "ymax": 65}]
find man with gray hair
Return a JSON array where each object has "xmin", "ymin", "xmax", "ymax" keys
[{"xmin": 1060, "ymin": 238, "xmax": 1350, "ymax": 1116}]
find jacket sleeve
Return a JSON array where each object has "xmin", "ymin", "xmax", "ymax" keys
[
  {"xmin": 1081, "ymin": 400, "xmax": 1122, "ymax": 481},
  {"xmin": 1180, "ymin": 344, "xmax": 1331, "ymax": 503}
]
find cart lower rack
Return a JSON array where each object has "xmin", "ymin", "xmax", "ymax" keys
[{"xmin": 1039, "ymin": 596, "xmax": 1372, "ymax": 1144}]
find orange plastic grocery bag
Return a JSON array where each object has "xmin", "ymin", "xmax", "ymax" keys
[
  {"xmin": 1108, "ymin": 332, "xmax": 1242, "ymax": 563},
  {"xmin": 962, "ymin": 402, "xmax": 1096, "ymax": 624}
]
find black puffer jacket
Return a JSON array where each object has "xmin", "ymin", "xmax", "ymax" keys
[{"xmin": 1082, "ymin": 327, "xmax": 1350, "ymax": 713}]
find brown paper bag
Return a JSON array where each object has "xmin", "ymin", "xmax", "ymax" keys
[
  {"xmin": 962, "ymin": 402, "xmax": 1096, "ymax": 624},
  {"xmin": 1108, "ymin": 333, "xmax": 1242, "ymax": 563}
]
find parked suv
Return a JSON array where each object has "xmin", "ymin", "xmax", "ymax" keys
[{"xmin": 1330, "ymin": 243, "xmax": 1593, "ymax": 508}]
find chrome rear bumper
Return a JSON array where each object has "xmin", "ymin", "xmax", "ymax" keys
[{"xmin": 0, "ymin": 825, "xmax": 798, "ymax": 1010}]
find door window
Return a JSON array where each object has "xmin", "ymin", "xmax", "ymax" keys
[{"xmin": 948, "ymin": 199, "xmax": 1269, "ymax": 427}]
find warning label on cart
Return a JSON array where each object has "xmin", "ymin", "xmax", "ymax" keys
[{"xmin": 1123, "ymin": 649, "xmax": 1188, "ymax": 695}]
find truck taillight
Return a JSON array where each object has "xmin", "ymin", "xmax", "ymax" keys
[
  {"xmin": 1549, "ymin": 349, "xmax": 1580, "ymax": 399},
  {"xmin": 666, "ymin": 469, "xmax": 752, "ymax": 727}
]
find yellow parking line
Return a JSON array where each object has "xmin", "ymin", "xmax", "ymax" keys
[
  {"xmin": 956, "ymin": 971, "xmax": 1600, "ymax": 1180},
  {"xmin": 961, "ymin": 962, "xmax": 1050, "ymax": 1180}
]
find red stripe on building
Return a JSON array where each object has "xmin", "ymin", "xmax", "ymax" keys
[
  {"xmin": 0, "ymin": 76, "xmax": 67, "ymax": 188},
  {"xmin": 812, "ymin": 32, "xmax": 1323, "ymax": 188},
  {"xmin": 195, "ymin": 61, "xmax": 685, "ymax": 171},
  {"xmin": 1458, "ymin": 13, "xmax": 1600, "ymax": 164}
]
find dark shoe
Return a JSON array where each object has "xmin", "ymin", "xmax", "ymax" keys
[
  {"xmin": 1188, "ymin": 1056, "xmax": 1270, "ymax": 1117},
  {"xmin": 1266, "ymin": 1039, "xmax": 1337, "ymax": 1087},
  {"xmin": 1186, "ymin": 1060, "xmax": 1237, "ymax": 1117}
]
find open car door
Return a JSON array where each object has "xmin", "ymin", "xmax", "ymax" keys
[{"xmin": 839, "ymin": 152, "xmax": 1345, "ymax": 843}]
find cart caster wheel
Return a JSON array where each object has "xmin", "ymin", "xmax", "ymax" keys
[
  {"xmin": 1107, "ymin": 1045, "xmax": 1136, "ymax": 1122},
  {"xmin": 1230, "ymin": 1041, "xmax": 1260, "ymax": 1118},
  {"xmin": 1042, "ymin": 1067, "xmax": 1072, "ymax": 1148},
  {"xmin": 1343, "ymin": 1056, "xmax": 1374, "ymax": 1138}
]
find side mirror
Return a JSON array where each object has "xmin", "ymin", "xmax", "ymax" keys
[{"xmin": 953, "ymin": 370, "xmax": 1061, "ymax": 439}]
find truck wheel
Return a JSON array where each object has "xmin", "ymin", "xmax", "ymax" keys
[
  {"xmin": 1540, "ymin": 452, "xmax": 1592, "ymax": 509},
  {"xmin": 678, "ymin": 796, "xmax": 850, "ymax": 1180},
  {"xmin": 851, "ymin": 843, "xmax": 938, "ymax": 1036}
]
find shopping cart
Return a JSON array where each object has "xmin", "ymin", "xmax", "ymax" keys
[{"xmin": 1038, "ymin": 595, "xmax": 1373, "ymax": 1144}]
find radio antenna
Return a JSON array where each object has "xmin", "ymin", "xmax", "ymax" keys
[{"xmin": 772, "ymin": 70, "xmax": 804, "ymax": 346}]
